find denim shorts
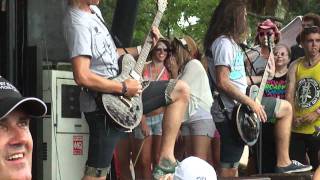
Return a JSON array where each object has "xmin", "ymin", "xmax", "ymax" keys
[
  {"xmin": 180, "ymin": 119, "xmax": 215, "ymax": 138},
  {"xmin": 84, "ymin": 110, "xmax": 126, "ymax": 170},
  {"xmin": 134, "ymin": 113, "xmax": 163, "ymax": 139}
]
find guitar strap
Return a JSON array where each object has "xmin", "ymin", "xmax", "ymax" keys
[
  {"xmin": 91, "ymin": 9, "xmax": 129, "ymax": 54},
  {"xmin": 207, "ymin": 68, "xmax": 231, "ymax": 121},
  {"xmin": 239, "ymin": 45, "xmax": 255, "ymax": 85}
]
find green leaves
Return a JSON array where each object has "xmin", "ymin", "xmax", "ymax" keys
[{"xmin": 99, "ymin": 0, "xmax": 320, "ymax": 49}]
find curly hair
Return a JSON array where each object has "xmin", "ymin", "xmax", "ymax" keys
[{"xmin": 203, "ymin": 0, "xmax": 247, "ymax": 52}]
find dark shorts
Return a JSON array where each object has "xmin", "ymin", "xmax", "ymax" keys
[
  {"xmin": 83, "ymin": 79, "xmax": 177, "ymax": 176},
  {"xmin": 214, "ymin": 97, "xmax": 280, "ymax": 168},
  {"xmin": 84, "ymin": 110, "xmax": 126, "ymax": 170},
  {"xmin": 261, "ymin": 97, "xmax": 280, "ymax": 123},
  {"xmin": 216, "ymin": 120, "xmax": 244, "ymax": 168},
  {"xmin": 289, "ymin": 132, "xmax": 320, "ymax": 169},
  {"xmin": 142, "ymin": 80, "xmax": 176, "ymax": 114}
]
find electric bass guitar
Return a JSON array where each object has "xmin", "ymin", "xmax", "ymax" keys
[
  {"xmin": 234, "ymin": 38, "xmax": 274, "ymax": 146},
  {"xmin": 100, "ymin": 0, "xmax": 167, "ymax": 131}
]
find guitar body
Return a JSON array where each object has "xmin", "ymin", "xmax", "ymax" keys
[
  {"xmin": 100, "ymin": 0, "xmax": 167, "ymax": 131},
  {"xmin": 101, "ymin": 54, "xmax": 143, "ymax": 131},
  {"xmin": 234, "ymin": 85, "xmax": 261, "ymax": 146}
]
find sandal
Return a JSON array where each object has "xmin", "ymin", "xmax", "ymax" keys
[{"xmin": 152, "ymin": 159, "xmax": 179, "ymax": 179}]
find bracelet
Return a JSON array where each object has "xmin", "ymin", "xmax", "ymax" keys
[
  {"xmin": 137, "ymin": 45, "xmax": 142, "ymax": 54},
  {"xmin": 121, "ymin": 81, "xmax": 128, "ymax": 96}
]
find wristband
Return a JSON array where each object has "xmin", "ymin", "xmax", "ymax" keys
[
  {"xmin": 316, "ymin": 107, "xmax": 320, "ymax": 115},
  {"xmin": 121, "ymin": 81, "xmax": 128, "ymax": 96},
  {"xmin": 137, "ymin": 45, "xmax": 142, "ymax": 54}
]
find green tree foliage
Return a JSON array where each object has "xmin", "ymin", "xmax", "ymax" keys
[
  {"xmin": 99, "ymin": 0, "xmax": 320, "ymax": 47},
  {"xmin": 132, "ymin": 0, "xmax": 219, "ymax": 46}
]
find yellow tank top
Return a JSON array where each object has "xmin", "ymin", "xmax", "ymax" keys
[{"xmin": 293, "ymin": 57, "xmax": 320, "ymax": 134}]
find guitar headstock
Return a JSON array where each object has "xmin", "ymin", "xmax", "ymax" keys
[{"xmin": 157, "ymin": 0, "xmax": 167, "ymax": 13}]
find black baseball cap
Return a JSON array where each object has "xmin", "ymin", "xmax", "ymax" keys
[{"xmin": 0, "ymin": 76, "xmax": 47, "ymax": 120}]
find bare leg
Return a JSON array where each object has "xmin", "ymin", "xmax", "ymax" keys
[
  {"xmin": 183, "ymin": 136, "xmax": 192, "ymax": 157},
  {"xmin": 82, "ymin": 176, "xmax": 106, "ymax": 180},
  {"xmin": 134, "ymin": 136, "xmax": 152, "ymax": 179},
  {"xmin": 152, "ymin": 135, "xmax": 162, "ymax": 165},
  {"xmin": 220, "ymin": 168, "xmax": 238, "ymax": 177},
  {"xmin": 191, "ymin": 135, "xmax": 211, "ymax": 161},
  {"xmin": 117, "ymin": 137, "xmax": 133, "ymax": 180},
  {"xmin": 158, "ymin": 80, "xmax": 190, "ymax": 163},
  {"xmin": 313, "ymin": 166, "xmax": 320, "ymax": 180},
  {"xmin": 174, "ymin": 132, "xmax": 185, "ymax": 161},
  {"xmin": 211, "ymin": 136, "xmax": 221, "ymax": 174},
  {"xmin": 274, "ymin": 100, "xmax": 292, "ymax": 167}
]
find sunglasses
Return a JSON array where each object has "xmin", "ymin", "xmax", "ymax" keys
[
  {"xmin": 155, "ymin": 48, "xmax": 169, "ymax": 52},
  {"xmin": 173, "ymin": 37, "xmax": 190, "ymax": 52},
  {"xmin": 274, "ymin": 52, "xmax": 288, "ymax": 57}
]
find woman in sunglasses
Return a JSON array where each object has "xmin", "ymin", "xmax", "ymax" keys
[
  {"xmin": 250, "ymin": 19, "xmax": 280, "ymax": 77},
  {"xmin": 133, "ymin": 38, "xmax": 171, "ymax": 180},
  {"xmin": 166, "ymin": 36, "xmax": 215, "ymax": 163}
]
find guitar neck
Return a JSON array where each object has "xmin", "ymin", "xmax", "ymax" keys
[
  {"xmin": 256, "ymin": 48, "xmax": 273, "ymax": 103},
  {"xmin": 134, "ymin": 11, "xmax": 164, "ymax": 75}
]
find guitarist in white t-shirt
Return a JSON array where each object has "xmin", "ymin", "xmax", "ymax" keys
[
  {"xmin": 64, "ymin": 0, "xmax": 190, "ymax": 179},
  {"xmin": 204, "ymin": 1, "xmax": 312, "ymax": 177}
]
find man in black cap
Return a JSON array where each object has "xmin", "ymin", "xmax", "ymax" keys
[{"xmin": 0, "ymin": 76, "xmax": 47, "ymax": 180}]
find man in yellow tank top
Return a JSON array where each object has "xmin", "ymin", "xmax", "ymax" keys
[{"xmin": 286, "ymin": 26, "xmax": 320, "ymax": 170}]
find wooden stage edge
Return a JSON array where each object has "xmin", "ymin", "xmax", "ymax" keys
[{"xmin": 218, "ymin": 172, "xmax": 314, "ymax": 180}]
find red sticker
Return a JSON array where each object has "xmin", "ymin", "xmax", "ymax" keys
[{"xmin": 73, "ymin": 136, "xmax": 83, "ymax": 155}]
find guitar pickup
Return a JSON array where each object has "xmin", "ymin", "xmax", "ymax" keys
[{"xmin": 119, "ymin": 96, "xmax": 132, "ymax": 108}]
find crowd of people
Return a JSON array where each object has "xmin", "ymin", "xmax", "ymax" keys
[{"xmin": 1, "ymin": 0, "xmax": 320, "ymax": 180}]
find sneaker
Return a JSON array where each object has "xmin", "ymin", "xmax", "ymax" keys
[
  {"xmin": 152, "ymin": 159, "xmax": 179, "ymax": 179},
  {"xmin": 275, "ymin": 160, "xmax": 312, "ymax": 173}
]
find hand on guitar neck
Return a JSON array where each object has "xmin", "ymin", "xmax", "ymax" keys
[
  {"xmin": 266, "ymin": 52, "xmax": 275, "ymax": 80},
  {"xmin": 151, "ymin": 26, "xmax": 163, "ymax": 47}
]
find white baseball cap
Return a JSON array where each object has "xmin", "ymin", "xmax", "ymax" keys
[{"xmin": 173, "ymin": 156, "xmax": 217, "ymax": 180}]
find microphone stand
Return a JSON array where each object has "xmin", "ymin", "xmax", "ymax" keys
[{"xmin": 257, "ymin": 34, "xmax": 273, "ymax": 175}]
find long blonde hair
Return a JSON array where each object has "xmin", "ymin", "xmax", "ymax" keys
[{"xmin": 171, "ymin": 36, "xmax": 201, "ymax": 73}]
